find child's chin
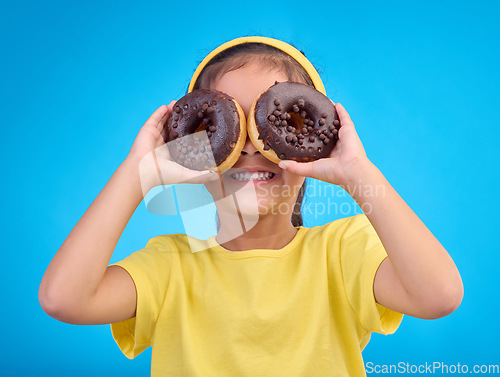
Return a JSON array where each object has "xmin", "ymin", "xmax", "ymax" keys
[{"xmin": 228, "ymin": 199, "xmax": 274, "ymax": 218}]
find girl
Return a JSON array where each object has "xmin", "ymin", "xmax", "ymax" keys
[{"xmin": 39, "ymin": 37, "xmax": 463, "ymax": 376}]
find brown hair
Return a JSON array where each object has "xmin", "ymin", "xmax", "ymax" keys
[
  {"xmin": 194, "ymin": 42, "xmax": 315, "ymax": 227},
  {"xmin": 192, "ymin": 42, "xmax": 314, "ymax": 91}
]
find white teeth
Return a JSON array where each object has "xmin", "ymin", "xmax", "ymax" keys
[{"xmin": 230, "ymin": 171, "xmax": 274, "ymax": 181}]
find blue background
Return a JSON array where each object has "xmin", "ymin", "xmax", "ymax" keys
[{"xmin": 1, "ymin": 0, "xmax": 499, "ymax": 376}]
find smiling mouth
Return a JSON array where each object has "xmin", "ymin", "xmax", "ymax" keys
[{"xmin": 230, "ymin": 171, "xmax": 276, "ymax": 182}]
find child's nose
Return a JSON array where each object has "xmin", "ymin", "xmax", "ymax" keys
[{"xmin": 241, "ymin": 134, "xmax": 259, "ymax": 155}]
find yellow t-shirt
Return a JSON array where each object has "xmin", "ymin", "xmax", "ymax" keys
[{"xmin": 110, "ymin": 214, "xmax": 403, "ymax": 376}]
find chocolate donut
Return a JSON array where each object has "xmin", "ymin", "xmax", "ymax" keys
[
  {"xmin": 163, "ymin": 89, "xmax": 246, "ymax": 171},
  {"xmin": 248, "ymin": 82, "xmax": 341, "ymax": 163}
]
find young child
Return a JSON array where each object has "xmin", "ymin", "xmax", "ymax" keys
[{"xmin": 39, "ymin": 36, "xmax": 463, "ymax": 376}]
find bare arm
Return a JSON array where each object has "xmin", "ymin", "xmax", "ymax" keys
[
  {"xmin": 39, "ymin": 156, "xmax": 144, "ymax": 324},
  {"xmin": 39, "ymin": 103, "xmax": 217, "ymax": 325},
  {"xmin": 279, "ymin": 103, "xmax": 463, "ymax": 319},
  {"xmin": 344, "ymin": 160, "xmax": 463, "ymax": 319}
]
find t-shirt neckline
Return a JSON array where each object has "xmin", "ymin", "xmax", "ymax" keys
[{"xmin": 206, "ymin": 226, "xmax": 307, "ymax": 259}]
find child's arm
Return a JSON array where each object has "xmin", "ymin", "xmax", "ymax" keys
[
  {"xmin": 278, "ymin": 103, "xmax": 463, "ymax": 319},
  {"xmin": 39, "ymin": 103, "xmax": 217, "ymax": 325}
]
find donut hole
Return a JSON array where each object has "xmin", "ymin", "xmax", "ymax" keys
[
  {"xmin": 194, "ymin": 115, "xmax": 215, "ymax": 137},
  {"xmin": 288, "ymin": 112, "xmax": 307, "ymax": 134},
  {"xmin": 195, "ymin": 122, "xmax": 208, "ymax": 133}
]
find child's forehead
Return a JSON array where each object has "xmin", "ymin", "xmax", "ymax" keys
[
  {"xmin": 219, "ymin": 61, "xmax": 284, "ymax": 79},
  {"xmin": 211, "ymin": 65, "xmax": 288, "ymax": 115}
]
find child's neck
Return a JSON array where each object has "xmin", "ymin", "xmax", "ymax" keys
[{"xmin": 216, "ymin": 214, "xmax": 299, "ymax": 252}]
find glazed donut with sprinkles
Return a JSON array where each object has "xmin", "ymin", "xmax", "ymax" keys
[
  {"xmin": 162, "ymin": 89, "xmax": 246, "ymax": 171},
  {"xmin": 248, "ymin": 81, "xmax": 341, "ymax": 163}
]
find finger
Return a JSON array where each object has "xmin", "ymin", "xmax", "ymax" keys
[
  {"xmin": 157, "ymin": 108, "xmax": 170, "ymax": 131},
  {"xmin": 166, "ymin": 100, "xmax": 176, "ymax": 111},
  {"xmin": 278, "ymin": 160, "xmax": 318, "ymax": 178},
  {"xmin": 334, "ymin": 103, "xmax": 362, "ymax": 142},
  {"xmin": 329, "ymin": 98, "xmax": 336, "ymax": 106},
  {"xmin": 335, "ymin": 103, "xmax": 355, "ymax": 129},
  {"xmin": 157, "ymin": 100, "xmax": 178, "ymax": 131},
  {"xmin": 144, "ymin": 105, "xmax": 169, "ymax": 127}
]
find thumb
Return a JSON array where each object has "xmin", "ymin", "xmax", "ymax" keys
[{"xmin": 278, "ymin": 160, "xmax": 317, "ymax": 178}]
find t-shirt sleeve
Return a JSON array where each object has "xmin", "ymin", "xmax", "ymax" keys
[
  {"xmin": 339, "ymin": 214, "xmax": 403, "ymax": 335},
  {"xmin": 109, "ymin": 236, "xmax": 173, "ymax": 359}
]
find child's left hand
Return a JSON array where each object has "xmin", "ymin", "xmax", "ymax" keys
[{"xmin": 278, "ymin": 103, "xmax": 370, "ymax": 188}]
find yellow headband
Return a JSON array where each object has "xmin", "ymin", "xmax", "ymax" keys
[{"xmin": 187, "ymin": 36, "xmax": 326, "ymax": 95}]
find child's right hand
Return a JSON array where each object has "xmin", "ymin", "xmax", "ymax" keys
[{"xmin": 126, "ymin": 102, "xmax": 219, "ymax": 192}]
